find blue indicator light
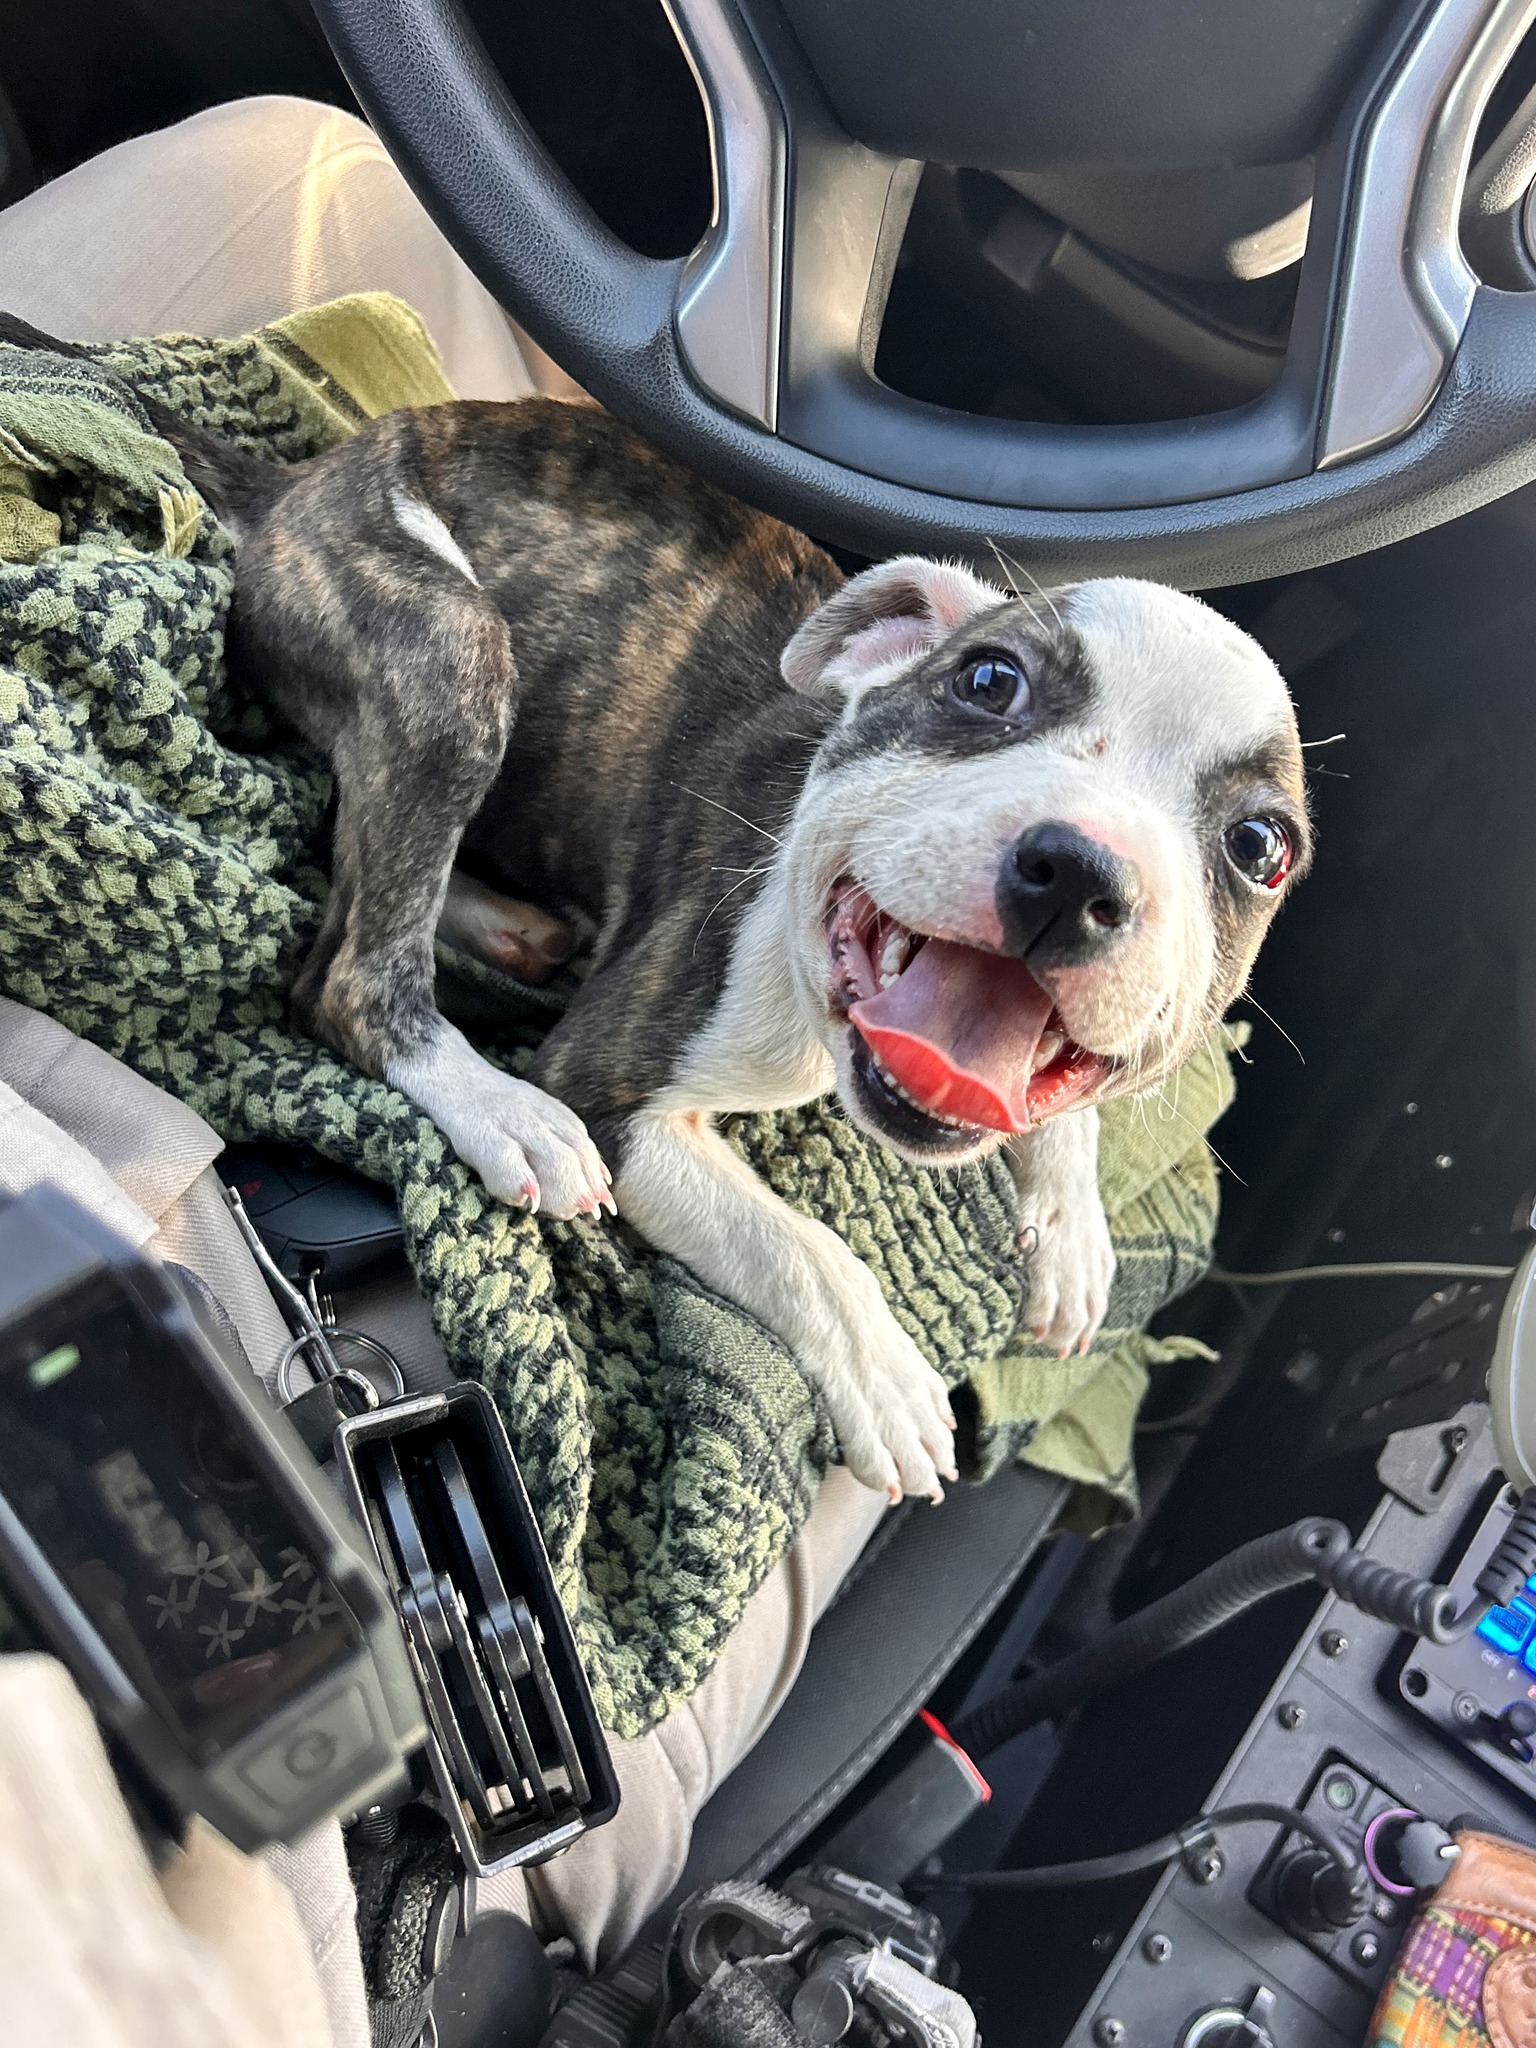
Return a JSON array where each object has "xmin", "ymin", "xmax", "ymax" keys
[{"xmin": 1480, "ymin": 1599, "xmax": 1536, "ymax": 1657}]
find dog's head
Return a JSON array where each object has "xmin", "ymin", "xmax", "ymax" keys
[{"xmin": 777, "ymin": 557, "xmax": 1309, "ymax": 1163}]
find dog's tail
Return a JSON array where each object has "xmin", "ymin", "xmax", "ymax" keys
[{"xmin": 0, "ymin": 309, "xmax": 290, "ymax": 532}]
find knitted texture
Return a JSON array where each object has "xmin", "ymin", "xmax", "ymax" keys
[{"xmin": 0, "ymin": 299, "xmax": 1229, "ymax": 1736}]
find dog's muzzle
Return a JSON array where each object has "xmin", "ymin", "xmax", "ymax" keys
[{"xmin": 826, "ymin": 881, "xmax": 1113, "ymax": 1149}]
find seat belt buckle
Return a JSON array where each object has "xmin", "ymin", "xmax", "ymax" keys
[{"xmin": 334, "ymin": 1381, "xmax": 620, "ymax": 1876}]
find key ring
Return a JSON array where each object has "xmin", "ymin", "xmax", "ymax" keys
[
  {"xmin": 276, "ymin": 1338, "xmax": 383, "ymax": 1411},
  {"xmin": 275, "ymin": 1328, "xmax": 407, "ymax": 1407},
  {"xmin": 222, "ymin": 1181, "xmax": 406, "ymax": 1407}
]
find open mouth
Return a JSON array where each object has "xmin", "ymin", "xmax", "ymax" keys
[{"xmin": 827, "ymin": 881, "xmax": 1110, "ymax": 1152}]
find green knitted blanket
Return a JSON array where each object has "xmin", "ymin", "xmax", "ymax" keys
[{"xmin": 0, "ymin": 296, "xmax": 1232, "ymax": 1736}]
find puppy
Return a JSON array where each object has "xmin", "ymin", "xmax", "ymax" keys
[{"xmin": 2, "ymin": 321, "xmax": 1308, "ymax": 1501}]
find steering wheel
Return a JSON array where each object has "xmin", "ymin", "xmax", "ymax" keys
[{"xmin": 310, "ymin": 0, "xmax": 1536, "ymax": 584}]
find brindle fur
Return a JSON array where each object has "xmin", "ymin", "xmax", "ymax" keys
[{"xmin": 200, "ymin": 398, "xmax": 844, "ymax": 1160}]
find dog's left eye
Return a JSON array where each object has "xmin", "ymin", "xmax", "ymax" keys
[
  {"xmin": 952, "ymin": 652, "xmax": 1030, "ymax": 719},
  {"xmin": 1223, "ymin": 816, "xmax": 1293, "ymax": 889}
]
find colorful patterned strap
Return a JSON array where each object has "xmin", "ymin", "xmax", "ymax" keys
[{"xmin": 1369, "ymin": 1831, "xmax": 1536, "ymax": 2048}]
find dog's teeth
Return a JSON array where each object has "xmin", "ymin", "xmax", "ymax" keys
[
  {"xmin": 871, "ymin": 1053, "xmax": 977, "ymax": 1131},
  {"xmin": 876, "ymin": 925, "xmax": 911, "ymax": 990},
  {"xmin": 1033, "ymin": 1031, "xmax": 1065, "ymax": 1073}
]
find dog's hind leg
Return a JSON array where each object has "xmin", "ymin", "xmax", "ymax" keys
[
  {"xmin": 436, "ymin": 870, "xmax": 575, "ymax": 985},
  {"xmin": 287, "ymin": 592, "xmax": 609, "ymax": 1219}
]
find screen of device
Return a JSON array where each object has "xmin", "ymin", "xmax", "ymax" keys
[{"xmin": 0, "ymin": 1272, "xmax": 359, "ymax": 1757}]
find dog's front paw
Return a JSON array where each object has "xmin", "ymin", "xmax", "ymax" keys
[
  {"xmin": 1017, "ymin": 1191, "xmax": 1116, "ymax": 1357},
  {"xmin": 810, "ymin": 1264, "xmax": 958, "ymax": 1504},
  {"xmin": 459, "ymin": 1073, "xmax": 613, "ymax": 1220},
  {"xmin": 388, "ymin": 1027, "xmax": 613, "ymax": 1220}
]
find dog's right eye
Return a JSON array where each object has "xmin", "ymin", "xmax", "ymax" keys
[{"xmin": 952, "ymin": 652, "xmax": 1030, "ymax": 719}]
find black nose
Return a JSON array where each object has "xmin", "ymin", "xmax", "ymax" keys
[{"xmin": 998, "ymin": 823, "xmax": 1140, "ymax": 966}]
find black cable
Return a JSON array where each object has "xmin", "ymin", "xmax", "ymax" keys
[
  {"xmin": 1478, "ymin": 1487, "xmax": 1536, "ymax": 1610},
  {"xmin": 950, "ymin": 1493, "xmax": 1536, "ymax": 1762},
  {"xmin": 952, "ymin": 1518, "xmax": 1344, "ymax": 1758},
  {"xmin": 912, "ymin": 1801, "xmax": 1360, "ymax": 1893},
  {"xmin": 1212, "ymin": 1260, "xmax": 1514, "ymax": 1285}
]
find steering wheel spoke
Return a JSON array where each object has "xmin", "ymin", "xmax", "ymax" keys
[
  {"xmin": 312, "ymin": 0, "xmax": 1536, "ymax": 582},
  {"xmin": 664, "ymin": 0, "xmax": 787, "ymax": 430},
  {"xmin": 1320, "ymin": 0, "xmax": 1536, "ymax": 465}
]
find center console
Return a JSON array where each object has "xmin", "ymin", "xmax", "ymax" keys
[{"xmin": 1063, "ymin": 1408, "xmax": 1536, "ymax": 2047}]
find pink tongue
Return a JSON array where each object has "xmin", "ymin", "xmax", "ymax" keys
[{"xmin": 849, "ymin": 939, "xmax": 1056, "ymax": 1133}]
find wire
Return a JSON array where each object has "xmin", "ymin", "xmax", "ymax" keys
[
  {"xmin": 1211, "ymin": 1260, "xmax": 1514, "ymax": 1285},
  {"xmin": 950, "ymin": 1508, "xmax": 1511, "ymax": 1762},
  {"xmin": 913, "ymin": 1801, "xmax": 1358, "ymax": 1893},
  {"xmin": 952, "ymin": 1519, "xmax": 1348, "ymax": 1758}
]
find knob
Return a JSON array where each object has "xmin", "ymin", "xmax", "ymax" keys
[
  {"xmin": 790, "ymin": 1971, "xmax": 856, "ymax": 2045},
  {"xmin": 1364, "ymin": 1810, "xmax": 1459, "ymax": 1894},
  {"xmin": 1499, "ymin": 1700, "xmax": 1536, "ymax": 1759},
  {"xmin": 789, "ymin": 1940, "xmax": 864, "ymax": 2046},
  {"xmin": 1274, "ymin": 1846, "xmax": 1369, "ymax": 1934},
  {"xmin": 1181, "ymin": 1988, "xmax": 1278, "ymax": 2048}
]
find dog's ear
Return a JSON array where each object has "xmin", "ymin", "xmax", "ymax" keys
[{"xmin": 781, "ymin": 556, "xmax": 998, "ymax": 699}]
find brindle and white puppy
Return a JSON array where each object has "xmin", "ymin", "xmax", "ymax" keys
[{"xmin": 0, "ymin": 319, "xmax": 1308, "ymax": 1503}]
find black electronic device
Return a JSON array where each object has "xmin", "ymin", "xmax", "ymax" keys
[
  {"xmin": 334, "ymin": 1385, "xmax": 621, "ymax": 1875},
  {"xmin": 1399, "ymin": 1483, "xmax": 1536, "ymax": 1807},
  {"xmin": 218, "ymin": 1144, "xmax": 406, "ymax": 1289},
  {"xmin": 0, "ymin": 1183, "xmax": 425, "ymax": 1851}
]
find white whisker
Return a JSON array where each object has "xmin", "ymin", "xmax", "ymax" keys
[
  {"xmin": 1147, "ymin": 1086, "xmax": 1247, "ymax": 1186},
  {"xmin": 672, "ymin": 783, "xmax": 784, "ymax": 847},
  {"xmin": 1238, "ymin": 990, "xmax": 1305, "ymax": 1064},
  {"xmin": 994, "ymin": 543, "xmax": 1065, "ymax": 634},
  {"xmin": 983, "ymin": 536, "xmax": 1023, "ymax": 601},
  {"xmin": 693, "ymin": 866, "xmax": 772, "ymax": 953}
]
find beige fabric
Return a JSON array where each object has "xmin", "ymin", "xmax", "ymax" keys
[
  {"xmin": 0, "ymin": 1073, "xmax": 157, "ymax": 1250},
  {"xmin": 513, "ymin": 1465, "xmax": 888, "ymax": 1968},
  {"xmin": 0, "ymin": 998, "xmax": 223, "ymax": 1230},
  {"xmin": 258, "ymin": 1826, "xmax": 373, "ymax": 2048},
  {"xmin": 0, "ymin": 1654, "xmax": 331, "ymax": 2048},
  {"xmin": 152, "ymin": 1166, "xmax": 295, "ymax": 1398},
  {"xmin": 0, "ymin": 96, "xmax": 545, "ymax": 404}
]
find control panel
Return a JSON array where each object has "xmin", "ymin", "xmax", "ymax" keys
[
  {"xmin": 1248, "ymin": 1756, "xmax": 1420, "ymax": 1996},
  {"xmin": 1400, "ymin": 1485, "xmax": 1536, "ymax": 1805},
  {"xmin": 1063, "ymin": 1425, "xmax": 1535, "ymax": 2048}
]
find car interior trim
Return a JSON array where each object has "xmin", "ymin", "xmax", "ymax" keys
[
  {"xmin": 1320, "ymin": 0, "xmax": 1536, "ymax": 464},
  {"xmin": 662, "ymin": 0, "xmax": 786, "ymax": 430}
]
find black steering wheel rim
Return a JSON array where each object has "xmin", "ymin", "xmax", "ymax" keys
[{"xmin": 310, "ymin": 0, "xmax": 1536, "ymax": 585}]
